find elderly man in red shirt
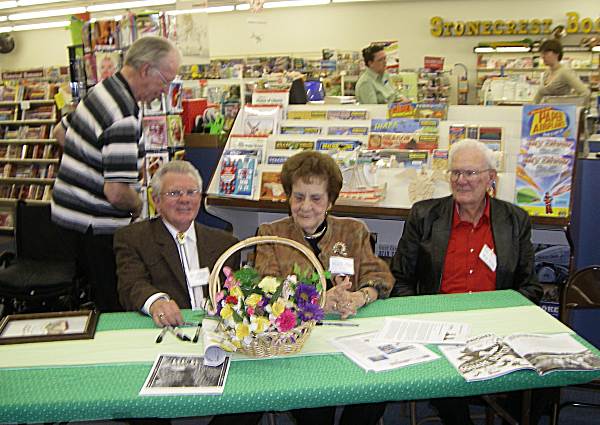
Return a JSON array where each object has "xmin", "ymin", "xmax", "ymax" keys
[{"xmin": 390, "ymin": 138, "xmax": 543, "ymax": 425}]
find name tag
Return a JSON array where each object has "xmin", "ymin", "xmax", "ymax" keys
[
  {"xmin": 479, "ymin": 244, "xmax": 497, "ymax": 272},
  {"xmin": 329, "ymin": 256, "xmax": 355, "ymax": 276},
  {"xmin": 188, "ymin": 267, "xmax": 210, "ymax": 287}
]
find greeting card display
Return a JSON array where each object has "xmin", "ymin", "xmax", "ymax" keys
[
  {"xmin": 242, "ymin": 105, "xmax": 281, "ymax": 136},
  {"xmin": 95, "ymin": 51, "xmax": 121, "ymax": 82},
  {"xmin": 218, "ymin": 151, "xmax": 259, "ymax": 198},
  {"xmin": 145, "ymin": 152, "xmax": 169, "ymax": 185},
  {"xmin": 166, "ymin": 115, "xmax": 184, "ymax": 147},
  {"xmin": 143, "ymin": 115, "xmax": 168, "ymax": 150},
  {"xmin": 259, "ymin": 171, "xmax": 286, "ymax": 202},
  {"xmin": 167, "ymin": 81, "xmax": 183, "ymax": 113},
  {"xmin": 228, "ymin": 135, "xmax": 268, "ymax": 163}
]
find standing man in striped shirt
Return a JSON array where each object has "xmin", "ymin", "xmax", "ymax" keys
[{"xmin": 51, "ymin": 36, "xmax": 181, "ymax": 312}]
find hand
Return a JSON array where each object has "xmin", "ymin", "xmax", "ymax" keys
[
  {"xmin": 336, "ymin": 291, "xmax": 365, "ymax": 320},
  {"xmin": 324, "ymin": 278, "xmax": 364, "ymax": 319},
  {"xmin": 149, "ymin": 299, "xmax": 184, "ymax": 327}
]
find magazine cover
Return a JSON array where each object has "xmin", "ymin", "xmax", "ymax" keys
[
  {"xmin": 167, "ymin": 81, "xmax": 183, "ymax": 113},
  {"xmin": 143, "ymin": 116, "xmax": 168, "ymax": 150},
  {"xmin": 327, "ymin": 126, "xmax": 369, "ymax": 136},
  {"xmin": 281, "ymin": 126, "xmax": 322, "ymax": 135},
  {"xmin": 274, "ymin": 141, "xmax": 315, "ymax": 150},
  {"xmin": 368, "ymin": 133, "xmax": 436, "ymax": 151},
  {"xmin": 228, "ymin": 135, "xmax": 268, "ymax": 163},
  {"xmin": 287, "ymin": 110, "xmax": 327, "ymax": 120},
  {"xmin": 326, "ymin": 110, "xmax": 368, "ymax": 120},
  {"xmin": 516, "ymin": 104, "xmax": 577, "ymax": 217},
  {"xmin": 166, "ymin": 115, "xmax": 184, "ymax": 147},
  {"xmin": 92, "ymin": 19, "xmax": 118, "ymax": 50},
  {"xmin": 218, "ymin": 151, "xmax": 258, "ymax": 198},
  {"xmin": 387, "ymin": 102, "xmax": 416, "ymax": 118},
  {"xmin": 316, "ymin": 139, "xmax": 361, "ymax": 151},
  {"xmin": 259, "ymin": 171, "xmax": 286, "ymax": 202}
]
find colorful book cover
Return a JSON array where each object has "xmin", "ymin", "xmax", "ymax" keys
[
  {"xmin": 368, "ymin": 133, "xmax": 435, "ymax": 151},
  {"xmin": 274, "ymin": 141, "xmax": 315, "ymax": 150},
  {"xmin": 370, "ymin": 118, "xmax": 440, "ymax": 135},
  {"xmin": 378, "ymin": 149, "xmax": 429, "ymax": 168},
  {"xmin": 259, "ymin": 171, "xmax": 286, "ymax": 202},
  {"xmin": 449, "ymin": 125, "xmax": 466, "ymax": 145},
  {"xmin": 280, "ymin": 126, "xmax": 322, "ymax": 135},
  {"xmin": 218, "ymin": 152, "xmax": 258, "ymax": 198},
  {"xmin": 327, "ymin": 126, "xmax": 369, "ymax": 136},
  {"xmin": 387, "ymin": 102, "xmax": 416, "ymax": 118},
  {"xmin": 143, "ymin": 115, "xmax": 168, "ymax": 149},
  {"xmin": 315, "ymin": 140, "xmax": 361, "ymax": 151},
  {"xmin": 415, "ymin": 102, "xmax": 448, "ymax": 119},
  {"xmin": 166, "ymin": 115, "xmax": 184, "ymax": 147},
  {"xmin": 286, "ymin": 110, "xmax": 327, "ymax": 120},
  {"xmin": 479, "ymin": 126, "xmax": 503, "ymax": 142},
  {"xmin": 326, "ymin": 110, "xmax": 368, "ymax": 120}
]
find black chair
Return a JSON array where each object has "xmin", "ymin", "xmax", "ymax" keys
[
  {"xmin": 551, "ymin": 266, "xmax": 600, "ymax": 424},
  {"xmin": 0, "ymin": 200, "xmax": 86, "ymax": 316}
]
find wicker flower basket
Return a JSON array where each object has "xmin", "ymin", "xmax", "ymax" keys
[{"xmin": 208, "ymin": 236, "xmax": 327, "ymax": 358}]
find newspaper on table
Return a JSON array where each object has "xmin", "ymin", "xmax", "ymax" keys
[
  {"xmin": 375, "ymin": 318, "xmax": 471, "ymax": 345},
  {"xmin": 139, "ymin": 353, "xmax": 230, "ymax": 395},
  {"xmin": 330, "ymin": 331, "xmax": 439, "ymax": 372},
  {"xmin": 440, "ymin": 332, "xmax": 600, "ymax": 382}
]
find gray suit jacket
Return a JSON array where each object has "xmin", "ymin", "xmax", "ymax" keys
[
  {"xmin": 115, "ymin": 218, "xmax": 239, "ymax": 311},
  {"xmin": 390, "ymin": 196, "xmax": 542, "ymax": 303}
]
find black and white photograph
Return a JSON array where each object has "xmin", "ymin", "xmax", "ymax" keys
[{"xmin": 140, "ymin": 354, "xmax": 230, "ymax": 396}]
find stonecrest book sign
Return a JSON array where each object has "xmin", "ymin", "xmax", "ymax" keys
[{"xmin": 431, "ymin": 12, "xmax": 600, "ymax": 37}]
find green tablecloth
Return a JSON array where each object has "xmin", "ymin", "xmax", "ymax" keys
[{"xmin": 1, "ymin": 290, "xmax": 599, "ymax": 423}]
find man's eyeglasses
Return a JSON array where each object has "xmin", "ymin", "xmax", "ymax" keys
[
  {"xmin": 447, "ymin": 169, "xmax": 491, "ymax": 181},
  {"xmin": 153, "ymin": 68, "xmax": 172, "ymax": 86},
  {"xmin": 161, "ymin": 189, "xmax": 201, "ymax": 198}
]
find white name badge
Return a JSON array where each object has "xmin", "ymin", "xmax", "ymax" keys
[
  {"xmin": 479, "ymin": 244, "xmax": 497, "ymax": 272},
  {"xmin": 189, "ymin": 267, "xmax": 210, "ymax": 287},
  {"xmin": 329, "ymin": 256, "xmax": 355, "ymax": 276}
]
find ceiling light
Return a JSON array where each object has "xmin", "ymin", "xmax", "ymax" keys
[
  {"xmin": 166, "ymin": 8, "xmax": 207, "ymax": 15},
  {"xmin": 9, "ymin": 6, "xmax": 85, "ymax": 20},
  {"xmin": 17, "ymin": 0, "xmax": 69, "ymax": 6},
  {"xmin": 0, "ymin": 16, "xmax": 7, "ymax": 22},
  {"xmin": 263, "ymin": 0, "xmax": 329, "ymax": 8},
  {"xmin": 0, "ymin": 26, "xmax": 11, "ymax": 32},
  {"xmin": 495, "ymin": 46, "xmax": 531, "ymax": 53},
  {"xmin": 12, "ymin": 20, "xmax": 69, "ymax": 31},
  {"xmin": 473, "ymin": 47, "xmax": 495, "ymax": 53},
  {"xmin": 235, "ymin": 3, "xmax": 250, "ymax": 10},
  {"xmin": 87, "ymin": 0, "xmax": 175, "ymax": 13},
  {"xmin": 206, "ymin": 5, "xmax": 235, "ymax": 12},
  {"xmin": 592, "ymin": 46, "xmax": 600, "ymax": 52},
  {"xmin": 0, "ymin": 1, "xmax": 16, "ymax": 10}
]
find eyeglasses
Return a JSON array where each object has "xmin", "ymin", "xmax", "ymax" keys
[
  {"xmin": 161, "ymin": 189, "xmax": 201, "ymax": 198},
  {"xmin": 448, "ymin": 169, "xmax": 491, "ymax": 181},
  {"xmin": 153, "ymin": 68, "xmax": 172, "ymax": 86}
]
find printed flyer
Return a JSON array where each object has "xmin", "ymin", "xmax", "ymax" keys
[{"xmin": 516, "ymin": 104, "xmax": 576, "ymax": 217}]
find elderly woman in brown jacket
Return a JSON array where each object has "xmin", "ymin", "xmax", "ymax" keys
[
  {"xmin": 255, "ymin": 150, "xmax": 393, "ymax": 318},
  {"xmin": 255, "ymin": 150, "xmax": 392, "ymax": 425}
]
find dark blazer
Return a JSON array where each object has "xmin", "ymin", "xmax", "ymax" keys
[
  {"xmin": 390, "ymin": 196, "xmax": 542, "ymax": 303},
  {"xmin": 114, "ymin": 218, "xmax": 240, "ymax": 311}
]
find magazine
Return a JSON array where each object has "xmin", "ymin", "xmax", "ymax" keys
[
  {"xmin": 376, "ymin": 318, "xmax": 470, "ymax": 345},
  {"xmin": 330, "ymin": 331, "xmax": 439, "ymax": 372},
  {"xmin": 440, "ymin": 332, "xmax": 600, "ymax": 382},
  {"xmin": 140, "ymin": 353, "xmax": 230, "ymax": 396}
]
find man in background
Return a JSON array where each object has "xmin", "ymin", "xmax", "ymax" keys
[{"xmin": 52, "ymin": 36, "xmax": 181, "ymax": 311}]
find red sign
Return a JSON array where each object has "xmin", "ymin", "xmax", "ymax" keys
[{"xmin": 424, "ymin": 56, "xmax": 445, "ymax": 71}]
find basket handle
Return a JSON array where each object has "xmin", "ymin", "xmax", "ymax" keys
[{"xmin": 208, "ymin": 236, "xmax": 327, "ymax": 308}]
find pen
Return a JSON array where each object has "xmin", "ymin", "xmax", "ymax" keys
[
  {"xmin": 192, "ymin": 321, "xmax": 202, "ymax": 343},
  {"xmin": 316, "ymin": 321, "xmax": 359, "ymax": 327},
  {"xmin": 155, "ymin": 327, "xmax": 168, "ymax": 343},
  {"xmin": 167, "ymin": 326, "xmax": 191, "ymax": 342}
]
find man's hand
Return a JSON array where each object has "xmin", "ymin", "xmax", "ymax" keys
[{"xmin": 149, "ymin": 299, "xmax": 184, "ymax": 327}]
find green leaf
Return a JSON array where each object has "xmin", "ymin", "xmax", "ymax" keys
[
  {"xmin": 231, "ymin": 308, "xmax": 243, "ymax": 323},
  {"xmin": 269, "ymin": 278, "xmax": 284, "ymax": 305}
]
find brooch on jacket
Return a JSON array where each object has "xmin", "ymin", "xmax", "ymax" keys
[{"xmin": 332, "ymin": 241, "xmax": 348, "ymax": 257}]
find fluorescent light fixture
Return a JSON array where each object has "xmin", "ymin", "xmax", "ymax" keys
[
  {"xmin": 9, "ymin": 6, "xmax": 85, "ymax": 20},
  {"xmin": 0, "ymin": 15, "xmax": 7, "ymax": 22},
  {"xmin": 17, "ymin": 0, "xmax": 68, "ymax": 6},
  {"xmin": 206, "ymin": 5, "xmax": 234, "ymax": 12},
  {"xmin": 235, "ymin": 3, "xmax": 250, "ymax": 10},
  {"xmin": 263, "ymin": 0, "xmax": 329, "ymax": 8},
  {"xmin": 0, "ymin": 25, "xmax": 12, "ymax": 32},
  {"xmin": 90, "ymin": 15, "xmax": 123, "ymax": 23},
  {"xmin": 592, "ymin": 46, "xmax": 600, "ymax": 52},
  {"xmin": 166, "ymin": 8, "xmax": 207, "ymax": 15},
  {"xmin": 88, "ymin": 0, "xmax": 175, "ymax": 13},
  {"xmin": 13, "ymin": 20, "xmax": 69, "ymax": 31},
  {"xmin": 0, "ymin": 1, "xmax": 17, "ymax": 10},
  {"xmin": 474, "ymin": 47, "xmax": 495, "ymax": 53},
  {"xmin": 331, "ymin": 0, "xmax": 378, "ymax": 2},
  {"xmin": 495, "ymin": 46, "xmax": 531, "ymax": 53}
]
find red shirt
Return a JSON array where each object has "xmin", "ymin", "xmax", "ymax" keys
[{"xmin": 440, "ymin": 198, "xmax": 496, "ymax": 294}]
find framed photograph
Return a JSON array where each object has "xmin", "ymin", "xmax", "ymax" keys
[{"xmin": 0, "ymin": 310, "xmax": 99, "ymax": 345}]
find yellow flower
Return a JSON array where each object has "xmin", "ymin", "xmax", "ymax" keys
[
  {"xmin": 236, "ymin": 323, "xmax": 250, "ymax": 340},
  {"xmin": 245, "ymin": 293, "xmax": 262, "ymax": 307},
  {"xmin": 220, "ymin": 304, "xmax": 233, "ymax": 319},
  {"xmin": 271, "ymin": 299, "xmax": 285, "ymax": 317},
  {"xmin": 258, "ymin": 276, "xmax": 280, "ymax": 293},
  {"xmin": 254, "ymin": 316, "xmax": 270, "ymax": 333},
  {"xmin": 230, "ymin": 286, "xmax": 243, "ymax": 299}
]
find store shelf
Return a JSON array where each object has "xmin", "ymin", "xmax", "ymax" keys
[
  {"xmin": 0, "ymin": 177, "xmax": 54, "ymax": 184},
  {"xmin": 0, "ymin": 225, "xmax": 13, "ymax": 232},
  {"xmin": 0, "ymin": 198, "xmax": 50, "ymax": 204},
  {"xmin": 0, "ymin": 158, "xmax": 59, "ymax": 164},
  {"xmin": 0, "ymin": 100, "xmax": 55, "ymax": 106},
  {"xmin": 0, "ymin": 119, "xmax": 56, "ymax": 126},
  {"xmin": 1, "ymin": 139, "xmax": 57, "ymax": 144}
]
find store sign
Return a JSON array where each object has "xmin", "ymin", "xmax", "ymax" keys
[{"xmin": 430, "ymin": 12, "xmax": 600, "ymax": 37}]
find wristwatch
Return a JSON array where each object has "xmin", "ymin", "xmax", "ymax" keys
[{"xmin": 360, "ymin": 288, "xmax": 371, "ymax": 306}]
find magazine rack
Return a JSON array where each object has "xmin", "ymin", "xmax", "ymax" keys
[{"xmin": 208, "ymin": 235, "xmax": 326, "ymax": 357}]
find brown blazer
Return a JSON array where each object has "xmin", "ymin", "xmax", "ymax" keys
[
  {"xmin": 114, "ymin": 217, "xmax": 239, "ymax": 311},
  {"xmin": 255, "ymin": 216, "xmax": 393, "ymax": 297}
]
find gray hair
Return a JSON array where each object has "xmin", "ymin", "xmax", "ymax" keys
[
  {"xmin": 124, "ymin": 36, "xmax": 181, "ymax": 70},
  {"xmin": 150, "ymin": 160, "xmax": 203, "ymax": 195},
  {"xmin": 448, "ymin": 138, "xmax": 496, "ymax": 170}
]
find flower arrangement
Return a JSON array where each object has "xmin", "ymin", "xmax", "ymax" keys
[{"xmin": 210, "ymin": 264, "xmax": 326, "ymax": 354}]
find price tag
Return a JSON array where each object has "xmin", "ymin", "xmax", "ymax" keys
[
  {"xmin": 20, "ymin": 101, "xmax": 30, "ymax": 111},
  {"xmin": 329, "ymin": 256, "xmax": 354, "ymax": 276}
]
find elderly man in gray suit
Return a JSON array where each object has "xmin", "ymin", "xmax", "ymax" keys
[{"xmin": 115, "ymin": 160, "xmax": 239, "ymax": 327}]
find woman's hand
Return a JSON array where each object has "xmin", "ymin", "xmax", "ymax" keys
[{"xmin": 324, "ymin": 277, "xmax": 366, "ymax": 320}]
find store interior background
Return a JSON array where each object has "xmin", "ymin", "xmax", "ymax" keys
[{"xmin": 0, "ymin": 0, "xmax": 598, "ymax": 105}]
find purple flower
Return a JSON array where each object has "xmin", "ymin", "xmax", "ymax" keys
[
  {"xmin": 295, "ymin": 284, "xmax": 319, "ymax": 307},
  {"xmin": 297, "ymin": 301, "xmax": 324, "ymax": 322}
]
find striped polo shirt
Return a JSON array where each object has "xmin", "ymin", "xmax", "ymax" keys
[{"xmin": 51, "ymin": 72, "xmax": 145, "ymax": 235}]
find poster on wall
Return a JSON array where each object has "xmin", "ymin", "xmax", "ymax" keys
[
  {"xmin": 174, "ymin": 13, "xmax": 210, "ymax": 63},
  {"xmin": 515, "ymin": 104, "xmax": 577, "ymax": 218}
]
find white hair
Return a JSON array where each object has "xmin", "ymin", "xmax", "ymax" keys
[
  {"xmin": 448, "ymin": 138, "xmax": 496, "ymax": 170},
  {"xmin": 150, "ymin": 160, "xmax": 203, "ymax": 195}
]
